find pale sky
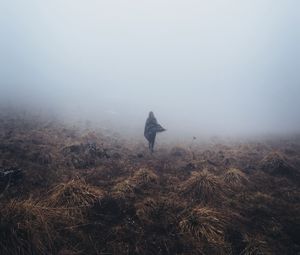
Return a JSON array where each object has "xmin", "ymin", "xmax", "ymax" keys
[{"xmin": 0, "ymin": 0, "xmax": 299, "ymax": 136}]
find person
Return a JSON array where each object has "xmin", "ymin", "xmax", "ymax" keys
[{"xmin": 144, "ymin": 111, "xmax": 166, "ymax": 152}]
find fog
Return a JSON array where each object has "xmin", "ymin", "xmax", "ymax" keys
[{"xmin": 1, "ymin": 0, "xmax": 300, "ymax": 137}]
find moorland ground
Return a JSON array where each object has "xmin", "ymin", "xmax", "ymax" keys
[{"xmin": 0, "ymin": 115, "xmax": 300, "ymax": 255}]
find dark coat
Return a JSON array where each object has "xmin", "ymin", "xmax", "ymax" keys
[{"xmin": 144, "ymin": 112, "xmax": 165, "ymax": 151}]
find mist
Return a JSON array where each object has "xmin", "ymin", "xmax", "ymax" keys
[{"xmin": 1, "ymin": 0, "xmax": 300, "ymax": 137}]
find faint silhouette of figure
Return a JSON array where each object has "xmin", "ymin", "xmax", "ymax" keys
[{"xmin": 144, "ymin": 111, "xmax": 166, "ymax": 152}]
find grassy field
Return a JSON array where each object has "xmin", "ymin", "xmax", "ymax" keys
[{"xmin": 0, "ymin": 115, "xmax": 300, "ymax": 255}]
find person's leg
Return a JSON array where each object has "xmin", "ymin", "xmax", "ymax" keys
[
  {"xmin": 150, "ymin": 141, "xmax": 154, "ymax": 152},
  {"xmin": 151, "ymin": 133, "xmax": 156, "ymax": 152}
]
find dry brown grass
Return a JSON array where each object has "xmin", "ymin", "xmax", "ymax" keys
[
  {"xmin": 112, "ymin": 179, "xmax": 135, "ymax": 198},
  {"xmin": 170, "ymin": 146, "xmax": 190, "ymax": 157},
  {"xmin": 223, "ymin": 168, "xmax": 249, "ymax": 190},
  {"xmin": 181, "ymin": 170, "xmax": 225, "ymax": 204},
  {"xmin": 47, "ymin": 179, "xmax": 104, "ymax": 208},
  {"xmin": 0, "ymin": 199, "xmax": 58, "ymax": 254},
  {"xmin": 136, "ymin": 197, "xmax": 180, "ymax": 226},
  {"xmin": 241, "ymin": 235, "xmax": 272, "ymax": 255},
  {"xmin": 179, "ymin": 206, "xmax": 228, "ymax": 245},
  {"xmin": 136, "ymin": 198, "xmax": 166, "ymax": 224},
  {"xmin": 45, "ymin": 179, "xmax": 105, "ymax": 222},
  {"xmin": 131, "ymin": 168, "xmax": 158, "ymax": 188},
  {"xmin": 260, "ymin": 151, "xmax": 298, "ymax": 179},
  {"xmin": 1, "ymin": 115, "xmax": 300, "ymax": 254}
]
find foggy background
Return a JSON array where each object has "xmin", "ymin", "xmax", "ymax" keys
[{"xmin": 0, "ymin": 0, "xmax": 300, "ymax": 138}]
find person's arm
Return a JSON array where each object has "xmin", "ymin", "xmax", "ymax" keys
[{"xmin": 144, "ymin": 119, "xmax": 149, "ymax": 136}]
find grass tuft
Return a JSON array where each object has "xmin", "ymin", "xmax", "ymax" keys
[{"xmin": 181, "ymin": 170, "xmax": 224, "ymax": 204}]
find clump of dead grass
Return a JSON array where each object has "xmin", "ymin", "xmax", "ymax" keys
[
  {"xmin": 241, "ymin": 235, "xmax": 272, "ymax": 255},
  {"xmin": 179, "ymin": 206, "xmax": 228, "ymax": 246},
  {"xmin": 131, "ymin": 168, "xmax": 158, "ymax": 188},
  {"xmin": 181, "ymin": 170, "xmax": 224, "ymax": 204},
  {"xmin": 45, "ymin": 179, "xmax": 104, "ymax": 222},
  {"xmin": 136, "ymin": 197, "xmax": 180, "ymax": 227},
  {"xmin": 260, "ymin": 151, "xmax": 297, "ymax": 178},
  {"xmin": 47, "ymin": 179, "xmax": 104, "ymax": 208},
  {"xmin": 223, "ymin": 168, "xmax": 249, "ymax": 190},
  {"xmin": 0, "ymin": 198, "xmax": 58, "ymax": 254},
  {"xmin": 112, "ymin": 179, "xmax": 135, "ymax": 198}
]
